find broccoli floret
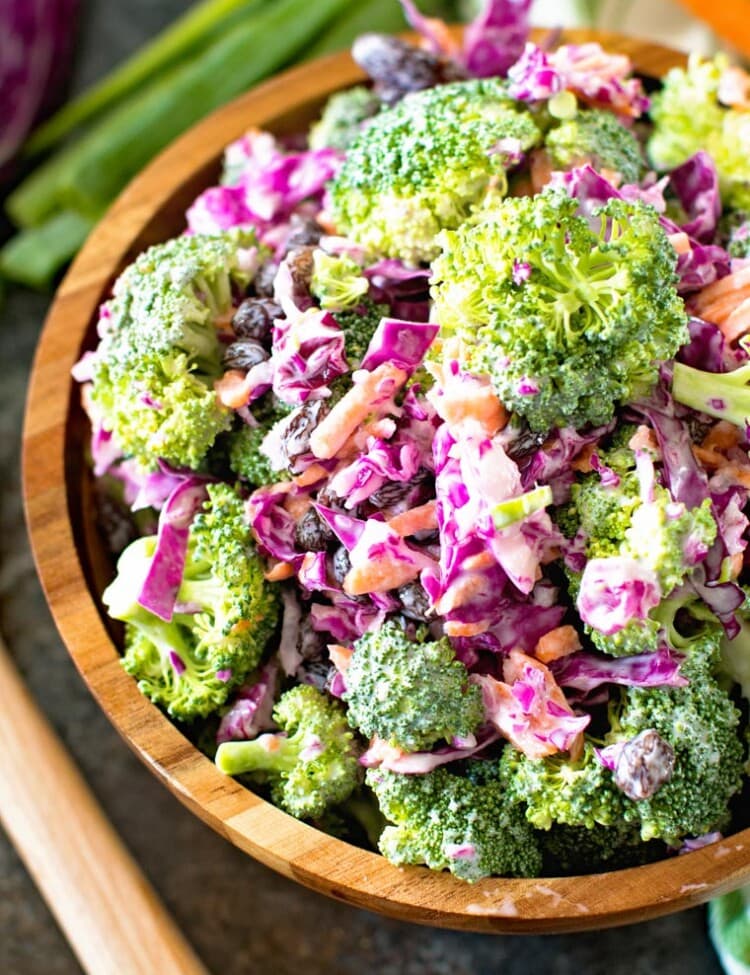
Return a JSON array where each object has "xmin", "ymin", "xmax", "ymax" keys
[
  {"xmin": 103, "ymin": 484, "xmax": 279, "ymax": 721},
  {"xmin": 227, "ymin": 398, "xmax": 292, "ymax": 487},
  {"xmin": 540, "ymin": 822, "xmax": 662, "ymax": 875},
  {"xmin": 672, "ymin": 359, "xmax": 750, "ymax": 432},
  {"xmin": 215, "ymin": 684, "xmax": 361, "ymax": 819},
  {"xmin": 545, "ymin": 108, "xmax": 644, "ymax": 183},
  {"xmin": 566, "ymin": 465, "xmax": 717, "ymax": 656},
  {"xmin": 311, "ymin": 250, "xmax": 369, "ymax": 311},
  {"xmin": 92, "ymin": 230, "xmax": 260, "ymax": 470},
  {"xmin": 720, "ymin": 209, "xmax": 750, "ymax": 260},
  {"xmin": 333, "ymin": 298, "xmax": 389, "ymax": 368},
  {"xmin": 367, "ymin": 762, "xmax": 543, "ymax": 881},
  {"xmin": 649, "ymin": 54, "xmax": 750, "ymax": 210},
  {"xmin": 431, "ymin": 189, "xmax": 687, "ymax": 432},
  {"xmin": 308, "ymin": 85, "xmax": 380, "ymax": 152},
  {"xmin": 344, "ymin": 621, "xmax": 483, "ymax": 752},
  {"xmin": 503, "ymin": 624, "xmax": 744, "ymax": 845},
  {"xmin": 328, "ymin": 78, "xmax": 542, "ymax": 264}
]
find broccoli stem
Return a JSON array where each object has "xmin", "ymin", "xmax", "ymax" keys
[
  {"xmin": 672, "ymin": 360, "xmax": 750, "ymax": 429},
  {"xmin": 216, "ymin": 736, "xmax": 298, "ymax": 775}
]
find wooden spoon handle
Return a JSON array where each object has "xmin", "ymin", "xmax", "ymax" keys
[{"xmin": 0, "ymin": 637, "xmax": 210, "ymax": 975}]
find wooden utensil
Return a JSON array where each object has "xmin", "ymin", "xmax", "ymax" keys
[
  {"xmin": 0, "ymin": 634, "xmax": 210, "ymax": 975},
  {"xmin": 22, "ymin": 27, "xmax": 750, "ymax": 933}
]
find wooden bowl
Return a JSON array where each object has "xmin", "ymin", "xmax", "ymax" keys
[{"xmin": 23, "ymin": 28, "xmax": 750, "ymax": 933}]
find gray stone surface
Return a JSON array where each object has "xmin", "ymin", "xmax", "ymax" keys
[{"xmin": 0, "ymin": 2, "xmax": 727, "ymax": 973}]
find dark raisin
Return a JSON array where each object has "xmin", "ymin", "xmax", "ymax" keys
[
  {"xmin": 397, "ymin": 580, "xmax": 432, "ymax": 622},
  {"xmin": 369, "ymin": 468, "xmax": 431, "ymax": 509},
  {"xmin": 506, "ymin": 426, "xmax": 548, "ymax": 463},
  {"xmin": 253, "ymin": 260, "xmax": 278, "ymax": 298},
  {"xmin": 353, "ymin": 34, "xmax": 464, "ymax": 104},
  {"xmin": 297, "ymin": 659, "xmax": 334, "ymax": 692},
  {"xmin": 295, "ymin": 508, "xmax": 335, "ymax": 552},
  {"xmin": 613, "ymin": 729, "xmax": 676, "ymax": 801},
  {"xmin": 284, "ymin": 217, "xmax": 323, "ymax": 251},
  {"xmin": 222, "ymin": 338, "xmax": 269, "ymax": 372},
  {"xmin": 287, "ymin": 245, "xmax": 316, "ymax": 293},
  {"xmin": 298, "ymin": 617, "xmax": 326, "ymax": 661},
  {"xmin": 281, "ymin": 399, "xmax": 329, "ymax": 471},
  {"xmin": 231, "ymin": 297, "xmax": 281, "ymax": 342},
  {"xmin": 95, "ymin": 487, "xmax": 138, "ymax": 556},
  {"xmin": 331, "ymin": 545, "xmax": 351, "ymax": 585}
]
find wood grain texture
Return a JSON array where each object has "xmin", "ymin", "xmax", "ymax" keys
[
  {"xmin": 0, "ymin": 636, "xmax": 210, "ymax": 975},
  {"xmin": 22, "ymin": 28, "xmax": 750, "ymax": 933}
]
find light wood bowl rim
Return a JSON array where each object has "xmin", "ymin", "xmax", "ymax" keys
[{"xmin": 22, "ymin": 28, "xmax": 750, "ymax": 933}]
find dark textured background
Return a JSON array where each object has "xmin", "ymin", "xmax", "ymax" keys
[{"xmin": 0, "ymin": 2, "xmax": 726, "ymax": 972}]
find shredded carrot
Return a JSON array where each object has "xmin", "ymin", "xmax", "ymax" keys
[
  {"xmin": 264, "ymin": 561, "xmax": 295, "ymax": 582},
  {"xmin": 283, "ymin": 493, "xmax": 311, "ymax": 520},
  {"xmin": 293, "ymin": 463, "xmax": 330, "ymax": 488},
  {"xmin": 327, "ymin": 644, "xmax": 353, "ymax": 674},
  {"xmin": 693, "ymin": 445, "xmax": 725, "ymax": 470},
  {"xmin": 668, "ymin": 232, "xmax": 692, "ymax": 256},
  {"xmin": 344, "ymin": 558, "xmax": 421, "ymax": 596},
  {"xmin": 534, "ymin": 625, "xmax": 582, "ymax": 664},
  {"xmin": 444, "ymin": 620, "xmax": 491, "ymax": 638},
  {"xmin": 729, "ymin": 552, "xmax": 745, "ymax": 578},
  {"xmin": 691, "ymin": 264, "xmax": 750, "ymax": 312},
  {"xmin": 571, "ymin": 443, "xmax": 596, "ymax": 473},
  {"xmin": 214, "ymin": 369, "xmax": 250, "ymax": 409},
  {"xmin": 310, "ymin": 362, "xmax": 408, "ymax": 460},
  {"xmin": 387, "ymin": 500, "xmax": 438, "ymax": 537},
  {"xmin": 438, "ymin": 380, "xmax": 508, "ymax": 438},
  {"xmin": 719, "ymin": 297, "xmax": 750, "ymax": 344},
  {"xmin": 702, "ymin": 421, "xmax": 741, "ymax": 454},
  {"xmin": 213, "ymin": 308, "xmax": 235, "ymax": 332}
]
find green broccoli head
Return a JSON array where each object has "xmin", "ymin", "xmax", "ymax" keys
[
  {"xmin": 565, "ymin": 463, "xmax": 717, "ymax": 656},
  {"xmin": 431, "ymin": 189, "xmax": 687, "ymax": 432},
  {"xmin": 103, "ymin": 484, "xmax": 279, "ymax": 721},
  {"xmin": 216, "ymin": 685, "xmax": 361, "ymax": 819},
  {"xmin": 308, "ymin": 85, "xmax": 380, "ymax": 152},
  {"xmin": 649, "ymin": 54, "xmax": 750, "ymax": 210},
  {"xmin": 328, "ymin": 78, "xmax": 542, "ymax": 264},
  {"xmin": 367, "ymin": 762, "xmax": 543, "ymax": 881},
  {"xmin": 540, "ymin": 822, "xmax": 662, "ymax": 875},
  {"xmin": 227, "ymin": 398, "xmax": 292, "ymax": 488},
  {"xmin": 501, "ymin": 741, "xmax": 628, "ymax": 831},
  {"xmin": 608, "ymin": 659, "xmax": 744, "ymax": 843},
  {"xmin": 92, "ymin": 230, "xmax": 260, "ymax": 470},
  {"xmin": 545, "ymin": 108, "xmax": 644, "ymax": 183},
  {"xmin": 310, "ymin": 250, "xmax": 369, "ymax": 312},
  {"xmin": 344, "ymin": 621, "xmax": 484, "ymax": 753},
  {"xmin": 503, "ymin": 626, "xmax": 744, "ymax": 846},
  {"xmin": 333, "ymin": 298, "xmax": 389, "ymax": 368}
]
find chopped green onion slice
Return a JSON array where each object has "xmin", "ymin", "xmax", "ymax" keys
[
  {"xmin": 492, "ymin": 484, "xmax": 553, "ymax": 530},
  {"xmin": 548, "ymin": 90, "xmax": 578, "ymax": 120}
]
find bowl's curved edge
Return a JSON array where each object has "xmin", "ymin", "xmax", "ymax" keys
[{"xmin": 22, "ymin": 31, "xmax": 750, "ymax": 933}]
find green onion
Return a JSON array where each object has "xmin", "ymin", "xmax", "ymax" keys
[
  {"xmin": 25, "ymin": 0, "xmax": 269, "ymax": 156},
  {"xmin": 8, "ymin": 0, "xmax": 353, "ymax": 229},
  {"xmin": 0, "ymin": 211, "xmax": 95, "ymax": 289},
  {"xmin": 492, "ymin": 485, "xmax": 554, "ymax": 530}
]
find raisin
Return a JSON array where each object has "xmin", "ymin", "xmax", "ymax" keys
[
  {"xmin": 253, "ymin": 260, "xmax": 278, "ymax": 298},
  {"xmin": 332, "ymin": 545, "xmax": 351, "ymax": 585},
  {"xmin": 284, "ymin": 217, "xmax": 323, "ymax": 251},
  {"xmin": 613, "ymin": 729, "xmax": 676, "ymax": 801},
  {"xmin": 352, "ymin": 34, "xmax": 465, "ymax": 104},
  {"xmin": 397, "ymin": 581, "xmax": 432, "ymax": 621},
  {"xmin": 231, "ymin": 297, "xmax": 281, "ymax": 343},
  {"xmin": 281, "ymin": 399, "xmax": 329, "ymax": 471},
  {"xmin": 287, "ymin": 245, "xmax": 316, "ymax": 293},
  {"xmin": 298, "ymin": 618, "xmax": 326, "ymax": 661},
  {"xmin": 369, "ymin": 468, "xmax": 431, "ymax": 509},
  {"xmin": 295, "ymin": 508, "xmax": 335, "ymax": 552},
  {"xmin": 506, "ymin": 426, "xmax": 548, "ymax": 463},
  {"xmin": 222, "ymin": 338, "xmax": 269, "ymax": 372},
  {"xmin": 298, "ymin": 659, "xmax": 334, "ymax": 692}
]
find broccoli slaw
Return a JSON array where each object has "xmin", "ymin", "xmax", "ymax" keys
[{"xmin": 75, "ymin": 0, "xmax": 750, "ymax": 881}]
